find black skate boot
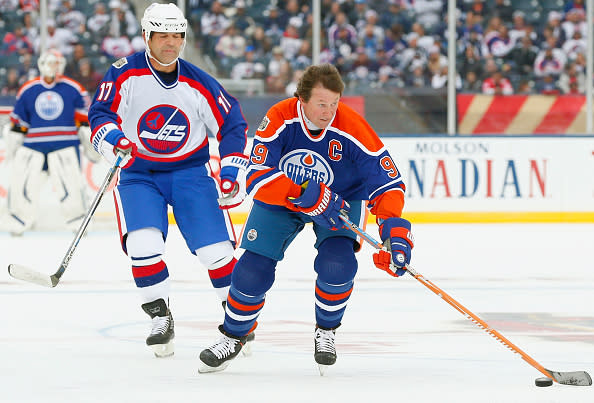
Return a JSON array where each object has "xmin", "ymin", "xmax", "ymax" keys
[
  {"xmin": 198, "ymin": 325, "xmax": 248, "ymax": 373},
  {"xmin": 314, "ymin": 325, "xmax": 338, "ymax": 375},
  {"xmin": 222, "ymin": 300, "xmax": 255, "ymax": 356},
  {"xmin": 141, "ymin": 298, "xmax": 175, "ymax": 358}
]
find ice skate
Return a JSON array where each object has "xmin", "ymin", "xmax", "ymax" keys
[
  {"xmin": 198, "ymin": 325, "xmax": 248, "ymax": 373},
  {"xmin": 141, "ymin": 298, "xmax": 175, "ymax": 358},
  {"xmin": 314, "ymin": 326, "xmax": 337, "ymax": 376},
  {"xmin": 222, "ymin": 301, "xmax": 255, "ymax": 356}
]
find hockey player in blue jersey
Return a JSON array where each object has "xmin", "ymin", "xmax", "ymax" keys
[
  {"xmin": 4, "ymin": 49, "xmax": 92, "ymax": 235},
  {"xmin": 88, "ymin": 2, "xmax": 252, "ymax": 358},
  {"xmin": 198, "ymin": 64, "xmax": 414, "ymax": 375}
]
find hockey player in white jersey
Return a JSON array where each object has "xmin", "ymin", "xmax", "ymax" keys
[
  {"xmin": 4, "ymin": 49, "xmax": 93, "ymax": 235},
  {"xmin": 88, "ymin": 2, "xmax": 252, "ymax": 358}
]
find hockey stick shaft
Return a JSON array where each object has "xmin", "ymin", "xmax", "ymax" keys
[
  {"xmin": 339, "ymin": 215, "xmax": 592, "ymax": 386},
  {"xmin": 8, "ymin": 153, "xmax": 124, "ymax": 287}
]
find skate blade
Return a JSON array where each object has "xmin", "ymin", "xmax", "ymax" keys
[
  {"xmin": 241, "ymin": 341, "xmax": 253, "ymax": 357},
  {"xmin": 198, "ymin": 360, "xmax": 231, "ymax": 374},
  {"xmin": 318, "ymin": 364, "xmax": 329, "ymax": 376},
  {"xmin": 150, "ymin": 341, "xmax": 174, "ymax": 358}
]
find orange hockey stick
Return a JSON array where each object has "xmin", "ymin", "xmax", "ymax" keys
[{"xmin": 339, "ymin": 214, "xmax": 591, "ymax": 386}]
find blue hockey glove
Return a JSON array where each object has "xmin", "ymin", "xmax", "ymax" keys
[
  {"xmin": 290, "ymin": 180, "xmax": 350, "ymax": 231},
  {"xmin": 373, "ymin": 217, "xmax": 414, "ymax": 277},
  {"xmin": 218, "ymin": 154, "xmax": 249, "ymax": 209}
]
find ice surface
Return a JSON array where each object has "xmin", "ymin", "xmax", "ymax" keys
[{"xmin": 2, "ymin": 223, "xmax": 593, "ymax": 402}]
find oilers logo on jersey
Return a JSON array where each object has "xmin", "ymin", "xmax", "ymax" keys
[
  {"xmin": 35, "ymin": 91, "xmax": 64, "ymax": 120},
  {"xmin": 138, "ymin": 105, "xmax": 190, "ymax": 154},
  {"xmin": 279, "ymin": 149, "xmax": 333, "ymax": 186}
]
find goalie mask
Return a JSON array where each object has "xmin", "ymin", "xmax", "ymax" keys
[
  {"xmin": 37, "ymin": 49, "xmax": 66, "ymax": 80},
  {"xmin": 141, "ymin": 2, "xmax": 187, "ymax": 67}
]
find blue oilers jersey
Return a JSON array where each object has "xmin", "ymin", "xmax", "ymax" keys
[
  {"xmin": 246, "ymin": 97, "xmax": 406, "ymax": 219},
  {"xmin": 88, "ymin": 52, "xmax": 248, "ymax": 172},
  {"xmin": 10, "ymin": 76, "xmax": 90, "ymax": 153}
]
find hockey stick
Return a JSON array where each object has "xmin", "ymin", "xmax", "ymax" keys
[
  {"xmin": 7, "ymin": 153, "xmax": 125, "ymax": 288},
  {"xmin": 339, "ymin": 214, "xmax": 592, "ymax": 386}
]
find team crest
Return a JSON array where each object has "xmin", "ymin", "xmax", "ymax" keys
[
  {"xmin": 257, "ymin": 116, "xmax": 270, "ymax": 132},
  {"xmin": 137, "ymin": 105, "xmax": 190, "ymax": 154},
  {"xmin": 112, "ymin": 57, "xmax": 128, "ymax": 68},
  {"xmin": 246, "ymin": 229, "xmax": 258, "ymax": 241},
  {"xmin": 35, "ymin": 91, "xmax": 64, "ymax": 120},
  {"xmin": 279, "ymin": 149, "xmax": 334, "ymax": 186}
]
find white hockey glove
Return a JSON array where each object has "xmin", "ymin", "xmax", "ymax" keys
[
  {"xmin": 217, "ymin": 154, "xmax": 249, "ymax": 209},
  {"xmin": 92, "ymin": 124, "xmax": 137, "ymax": 169},
  {"xmin": 77, "ymin": 125, "xmax": 102, "ymax": 163},
  {"xmin": 2, "ymin": 123, "xmax": 26, "ymax": 161}
]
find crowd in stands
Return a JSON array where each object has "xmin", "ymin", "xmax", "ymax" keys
[
  {"xmin": 0, "ymin": 0, "xmax": 591, "ymax": 97},
  {"xmin": 0, "ymin": 0, "xmax": 142, "ymax": 96}
]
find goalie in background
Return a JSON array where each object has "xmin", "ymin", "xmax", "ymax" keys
[{"xmin": 3, "ymin": 48, "xmax": 97, "ymax": 235}]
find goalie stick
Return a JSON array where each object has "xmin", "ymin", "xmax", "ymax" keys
[
  {"xmin": 339, "ymin": 214, "xmax": 592, "ymax": 387},
  {"xmin": 7, "ymin": 153, "xmax": 126, "ymax": 288}
]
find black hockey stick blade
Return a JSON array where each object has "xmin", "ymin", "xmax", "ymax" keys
[
  {"xmin": 547, "ymin": 369, "xmax": 592, "ymax": 386},
  {"xmin": 7, "ymin": 264, "xmax": 58, "ymax": 288}
]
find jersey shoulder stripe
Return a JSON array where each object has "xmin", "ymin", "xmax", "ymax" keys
[{"xmin": 255, "ymin": 97, "xmax": 299, "ymax": 140}]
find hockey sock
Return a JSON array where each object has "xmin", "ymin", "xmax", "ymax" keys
[
  {"xmin": 131, "ymin": 254, "xmax": 171, "ymax": 304},
  {"xmin": 207, "ymin": 256, "xmax": 235, "ymax": 301}
]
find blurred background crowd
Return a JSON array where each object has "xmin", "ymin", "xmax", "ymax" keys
[{"xmin": 0, "ymin": 0, "xmax": 589, "ymax": 97}]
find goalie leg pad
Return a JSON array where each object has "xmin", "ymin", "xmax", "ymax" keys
[
  {"xmin": 47, "ymin": 147, "xmax": 87, "ymax": 227},
  {"xmin": 7, "ymin": 147, "xmax": 45, "ymax": 232}
]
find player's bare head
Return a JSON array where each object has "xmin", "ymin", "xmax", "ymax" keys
[
  {"xmin": 141, "ymin": 2, "xmax": 187, "ymax": 67},
  {"xmin": 37, "ymin": 49, "xmax": 66, "ymax": 81},
  {"xmin": 294, "ymin": 64, "xmax": 344, "ymax": 102}
]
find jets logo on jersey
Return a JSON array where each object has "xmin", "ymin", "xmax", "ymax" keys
[
  {"xmin": 279, "ymin": 149, "xmax": 334, "ymax": 186},
  {"xmin": 137, "ymin": 105, "xmax": 190, "ymax": 154},
  {"xmin": 35, "ymin": 91, "xmax": 64, "ymax": 120}
]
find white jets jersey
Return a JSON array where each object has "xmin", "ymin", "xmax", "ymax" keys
[{"xmin": 88, "ymin": 52, "xmax": 248, "ymax": 172}]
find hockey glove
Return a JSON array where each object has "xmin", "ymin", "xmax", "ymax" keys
[
  {"xmin": 218, "ymin": 154, "xmax": 249, "ymax": 209},
  {"xmin": 373, "ymin": 217, "xmax": 414, "ymax": 277},
  {"xmin": 77, "ymin": 125, "xmax": 102, "ymax": 163},
  {"xmin": 290, "ymin": 180, "xmax": 350, "ymax": 231},
  {"xmin": 98, "ymin": 128, "xmax": 137, "ymax": 169}
]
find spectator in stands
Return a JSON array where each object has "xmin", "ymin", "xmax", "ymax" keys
[
  {"xmin": 262, "ymin": 4, "xmax": 288, "ymax": 44},
  {"xmin": 563, "ymin": 30, "xmax": 587, "ymax": 62},
  {"xmin": 71, "ymin": 57, "xmax": 103, "ymax": 94},
  {"xmin": 1, "ymin": 67, "xmax": 20, "ymax": 96},
  {"xmin": 482, "ymin": 18, "xmax": 515, "ymax": 59},
  {"xmin": 322, "ymin": 1, "xmax": 341, "ymax": 30},
  {"xmin": 410, "ymin": 22, "xmax": 434, "ymax": 54},
  {"xmin": 426, "ymin": 45, "xmax": 447, "ymax": 78},
  {"xmin": 327, "ymin": 12, "xmax": 357, "ymax": 56},
  {"xmin": 230, "ymin": 45, "xmax": 266, "ymax": 81},
  {"xmin": 347, "ymin": 47, "xmax": 380, "ymax": 86},
  {"xmin": 280, "ymin": 22, "xmax": 303, "ymax": 61},
  {"xmin": 397, "ymin": 33, "xmax": 427, "ymax": 74},
  {"xmin": 564, "ymin": 0, "xmax": 586, "ymax": 14},
  {"xmin": 464, "ymin": 0, "xmax": 488, "ymax": 21},
  {"xmin": 412, "ymin": 0, "xmax": 443, "ymax": 34},
  {"xmin": 232, "ymin": 0, "xmax": 256, "ymax": 37},
  {"xmin": 56, "ymin": 0, "xmax": 86, "ymax": 35},
  {"xmin": 87, "ymin": 2, "xmax": 111, "ymax": 40},
  {"xmin": 460, "ymin": 43, "xmax": 484, "ymax": 80},
  {"xmin": 516, "ymin": 80, "xmax": 533, "ymax": 94},
  {"xmin": 544, "ymin": 11, "xmax": 564, "ymax": 46},
  {"xmin": 558, "ymin": 62, "xmax": 585, "ymax": 94},
  {"xmin": 0, "ymin": 0, "xmax": 19, "ymax": 13},
  {"xmin": 535, "ymin": 73, "xmax": 561, "ymax": 95},
  {"xmin": 248, "ymin": 25, "xmax": 273, "ymax": 59},
  {"xmin": 510, "ymin": 36, "xmax": 538, "ymax": 75},
  {"xmin": 482, "ymin": 70, "xmax": 513, "ymax": 95},
  {"xmin": 382, "ymin": 24, "xmax": 407, "ymax": 58},
  {"xmin": 283, "ymin": 0, "xmax": 307, "ymax": 31},
  {"xmin": 22, "ymin": 11, "xmax": 39, "ymax": 46},
  {"xmin": 508, "ymin": 11, "xmax": 537, "ymax": 45},
  {"xmin": 109, "ymin": 0, "xmax": 139, "ymax": 38},
  {"xmin": 1, "ymin": 24, "xmax": 34, "ymax": 57},
  {"xmin": 487, "ymin": 0, "xmax": 513, "ymax": 22},
  {"xmin": 349, "ymin": 0, "xmax": 369, "ymax": 31},
  {"xmin": 38, "ymin": 18, "xmax": 77, "ymax": 57},
  {"xmin": 64, "ymin": 42, "xmax": 86, "ymax": 77},
  {"xmin": 266, "ymin": 46, "xmax": 291, "ymax": 93},
  {"xmin": 561, "ymin": 8, "xmax": 587, "ymax": 41},
  {"xmin": 533, "ymin": 45, "xmax": 566, "ymax": 78},
  {"xmin": 406, "ymin": 64, "xmax": 429, "ymax": 88},
  {"xmin": 462, "ymin": 70, "xmax": 482, "ymax": 92},
  {"xmin": 15, "ymin": 52, "xmax": 38, "ymax": 84},
  {"xmin": 200, "ymin": 1, "xmax": 231, "ymax": 58},
  {"xmin": 215, "ymin": 24, "xmax": 247, "ymax": 75}
]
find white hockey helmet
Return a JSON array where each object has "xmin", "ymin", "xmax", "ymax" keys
[
  {"xmin": 141, "ymin": 2, "xmax": 187, "ymax": 66},
  {"xmin": 37, "ymin": 49, "xmax": 66, "ymax": 79}
]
